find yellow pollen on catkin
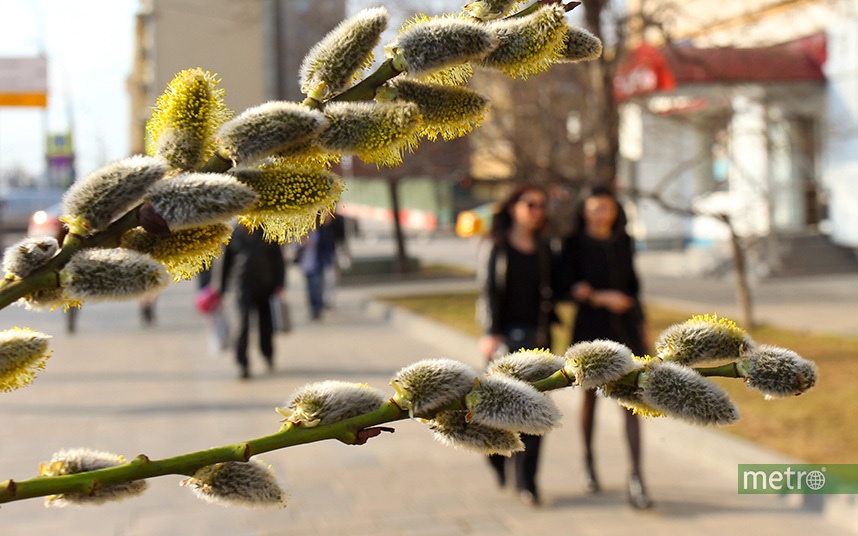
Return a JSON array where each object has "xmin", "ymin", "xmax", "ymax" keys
[
  {"xmin": 0, "ymin": 327, "xmax": 52, "ymax": 392},
  {"xmin": 387, "ymin": 13, "xmax": 476, "ymax": 86},
  {"xmin": 481, "ymin": 6, "xmax": 568, "ymax": 80},
  {"xmin": 319, "ymin": 102, "xmax": 422, "ymax": 168},
  {"xmin": 146, "ymin": 68, "xmax": 232, "ymax": 170},
  {"xmin": 514, "ymin": 348, "xmax": 552, "ymax": 358},
  {"xmin": 619, "ymin": 401, "xmax": 666, "ymax": 419},
  {"xmin": 689, "ymin": 314, "xmax": 746, "ymax": 336},
  {"xmin": 122, "ymin": 224, "xmax": 233, "ymax": 281},
  {"xmin": 382, "ymin": 80, "xmax": 489, "ymax": 141},
  {"xmin": 234, "ymin": 159, "xmax": 345, "ymax": 243}
]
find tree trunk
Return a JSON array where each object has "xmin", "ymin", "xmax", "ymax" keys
[
  {"xmin": 723, "ymin": 215, "xmax": 755, "ymax": 329},
  {"xmin": 388, "ymin": 177, "xmax": 408, "ymax": 274},
  {"xmin": 581, "ymin": 0, "xmax": 621, "ymax": 187}
]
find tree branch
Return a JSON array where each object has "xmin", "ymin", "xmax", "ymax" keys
[{"xmin": 0, "ymin": 360, "xmax": 747, "ymax": 504}]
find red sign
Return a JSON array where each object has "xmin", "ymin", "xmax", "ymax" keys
[{"xmin": 614, "ymin": 44, "xmax": 676, "ymax": 102}]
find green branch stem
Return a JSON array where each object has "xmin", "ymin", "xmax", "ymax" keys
[
  {"xmin": 0, "ymin": 208, "xmax": 144, "ymax": 310},
  {"xmin": 532, "ymin": 360, "xmax": 746, "ymax": 393},
  {"xmin": 694, "ymin": 362, "xmax": 743, "ymax": 378},
  {"xmin": 0, "ymin": 361, "xmax": 747, "ymax": 504},
  {"xmin": 200, "ymin": 151, "xmax": 235, "ymax": 173},
  {"xmin": 0, "ymin": 401, "xmax": 408, "ymax": 504},
  {"xmin": 507, "ymin": 1, "xmax": 580, "ymax": 19},
  {"xmin": 329, "ymin": 57, "xmax": 403, "ymax": 103}
]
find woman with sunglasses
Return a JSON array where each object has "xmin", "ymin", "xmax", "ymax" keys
[{"xmin": 477, "ymin": 182, "xmax": 557, "ymax": 507}]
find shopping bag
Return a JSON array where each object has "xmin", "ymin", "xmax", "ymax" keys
[
  {"xmin": 195, "ymin": 285, "xmax": 221, "ymax": 314},
  {"xmin": 270, "ymin": 294, "xmax": 292, "ymax": 333},
  {"xmin": 206, "ymin": 307, "xmax": 231, "ymax": 357}
]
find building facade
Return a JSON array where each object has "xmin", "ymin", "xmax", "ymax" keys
[
  {"xmin": 618, "ymin": 0, "xmax": 858, "ymax": 264},
  {"xmin": 128, "ymin": 0, "xmax": 345, "ymax": 155}
]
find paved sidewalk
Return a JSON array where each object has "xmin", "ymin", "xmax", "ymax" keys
[
  {"xmin": 0, "ymin": 276, "xmax": 854, "ymax": 535},
  {"xmin": 640, "ymin": 272, "xmax": 858, "ymax": 338}
]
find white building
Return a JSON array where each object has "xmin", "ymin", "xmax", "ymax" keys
[{"xmin": 617, "ymin": 1, "xmax": 858, "ymax": 274}]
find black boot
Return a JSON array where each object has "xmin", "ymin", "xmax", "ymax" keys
[{"xmin": 584, "ymin": 453, "xmax": 600, "ymax": 493}]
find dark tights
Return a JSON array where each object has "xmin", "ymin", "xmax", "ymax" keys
[
  {"xmin": 581, "ymin": 388, "xmax": 641, "ymax": 475},
  {"xmin": 236, "ymin": 296, "xmax": 274, "ymax": 370},
  {"xmin": 488, "ymin": 434, "xmax": 541, "ymax": 494}
]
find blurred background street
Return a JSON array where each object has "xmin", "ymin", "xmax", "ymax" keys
[{"xmin": 3, "ymin": 0, "xmax": 858, "ymax": 534}]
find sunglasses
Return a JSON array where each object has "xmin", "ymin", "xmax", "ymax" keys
[{"xmin": 519, "ymin": 201, "xmax": 546, "ymax": 211}]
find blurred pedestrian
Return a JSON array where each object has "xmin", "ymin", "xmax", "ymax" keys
[
  {"xmin": 220, "ymin": 225, "xmax": 286, "ymax": 379},
  {"xmin": 560, "ymin": 185, "xmax": 652, "ymax": 509},
  {"xmin": 297, "ymin": 214, "xmax": 337, "ymax": 320},
  {"xmin": 324, "ymin": 210, "xmax": 350, "ymax": 310},
  {"xmin": 477, "ymin": 183, "xmax": 557, "ymax": 507}
]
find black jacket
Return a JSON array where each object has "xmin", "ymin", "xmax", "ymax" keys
[
  {"xmin": 560, "ymin": 232, "xmax": 646, "ymax": 355},
  {"xmin": 477, "ymin": 238, "xmax": 557, "ymax": 348},
  {"xmin": 220, "ymin": 227, "xmax": 286, "ymax": 304}
]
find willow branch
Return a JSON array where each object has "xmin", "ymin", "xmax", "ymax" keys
[
  {"xmin": 196, "ymin": 58, "xmax": 404, "ymax": 170},
  {"xmin": 695, "ymin": 362, "xmax": 743, "ymax": 378},
  {"xmin": 0, "ymin": 359, "xmax": 751, "ymax": 504},
  {"xmin": 508, "ymin": 1, "xmax": 580, "ymax": 19},
  {"xmin": 0, "ymin": 401, "xmax": 409, "ymax": 504},
  {"xmin": 328, "ymin": 58, "xmax": 403, "ymax": 103},
  {"xmin": 533, "ymin": 360, "xmax": 746, "ymax": 392},
  {"xmin": 0, "ymin": 207, "xmax": 144, "ymax": 310},
  {"xmin": 199, "ymin": 151, "xmax": 234, "ymax": 173}
]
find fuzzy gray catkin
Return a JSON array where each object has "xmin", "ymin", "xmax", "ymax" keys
[
  {"xmin": 278, "ymin": 380, "xmax": 386, "ymax": 427},
  {"xmin": 741, "ymin": 345, "xmax": 818, "ymax": 398},
  {"xmin": 557, "ymin": 27, "xmax": 603, "ymax": 63},
  {"xmin": 181, "ymin": 461, "xmax": 287, "ymax": 508},
  {"xmin": 563, "ymin": 339, "xmax": 638, "ymax": 389},
  {"xmin": 145, "ymin": 173, "xmax": 259, "ymax": 231},
  {"xmin": 601, "ymin": 380, "xmax": 666, "ymax": 419},
  {"xmin": 147, "ymin": 68, "xmax": 231, "ymax": 171},
  {"xmin": 0, "ymin": 327, "xmax": 51, "ymax": 392},
  {"xmin": 20, "ymin": 288, "xmax": 70, "ymax": 311},
  {"xmin": 391, "ymin": 358, "xmax": 477, "ymax": 417},
  {"xmin": 315, "ymin": 101, "xmax": 421, "ymax": 167},
  {"xmin": 216, "ymin": 101, "xmax": 329, "ymax": 164},
  {"xmin": 120, "ymin": 224, "xmax": 233, "ymax": 281},
  {"xmin": 465, "ymin": 375, "xmax": 562, "ymax": 435},
  {"xmin": 230, "ymin": 160, "xmax": 345, "ymax": 243},
  {"xmin": 487, "ymin": 349, "xmax": 564, "ymax": 383},
  {"xmin": 60, "ymin": 249, "xmax": 169, "ymax": 303},
  {"xmin": 61, "ymin": 155, "xmax": 170, "ymax": 232},
  {"xmin": 428, "ymin": 410, "xmax": 525, "ymax": 457},
  {"xmin": 299, "ymin": 7, "xmax": 388, "ymax": 98},
  {"xmin": 2, "ymin": 236, "xmax": 59, "ymax": 279},
  {"xmin": 656, "ymin": 315, "xmax": 755, "ymax": 366},
  {"xmin": 640, "ymin": 361, "xmax": 740, "ymax": 426},
  {"xmin": 41, "ymin": 449, "xmax": 148, "ymax": 506},
  {"xmin": 383, "ymin": 78, "xmax": 489, "ymax": 141},
  {"xmin": 386, "ymin": 17, "xmax": 499, "ymax": 77},
  {"xmin": 463, "ymin": 0, "xmax": 519, "ymax": 21},
  {"xmin": 475, "ymin": 4, "xmax": 567, "ymax": 79}
]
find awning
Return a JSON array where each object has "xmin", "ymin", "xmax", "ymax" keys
[{"xmin": 615, "ymin": 33, "xmax": 826, "ymax": 102}]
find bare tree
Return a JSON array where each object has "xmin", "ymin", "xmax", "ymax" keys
[
  {"xmin": 632, "ymin": 185, "xmax": 757, "ymax": 328},
  {"xmin": 469, "ymin": 67, "xmax": 588, "ymax": 186}
]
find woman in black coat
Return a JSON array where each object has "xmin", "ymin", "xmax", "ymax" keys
[
  {"xmin": 561, "ymin": 185, "xmax": 652, "ymax": 509},
  {"xmin": 220, "ymin": 226, "xmax": 286, "ymax": 379},
  {"xmin": 478, "ymin": 183, "xmax": 556, "ymax": 506}
]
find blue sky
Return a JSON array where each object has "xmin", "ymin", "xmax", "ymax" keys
[{"xmin": 0, "ymin": 0, "xmax": 138, "ymax": 182}]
